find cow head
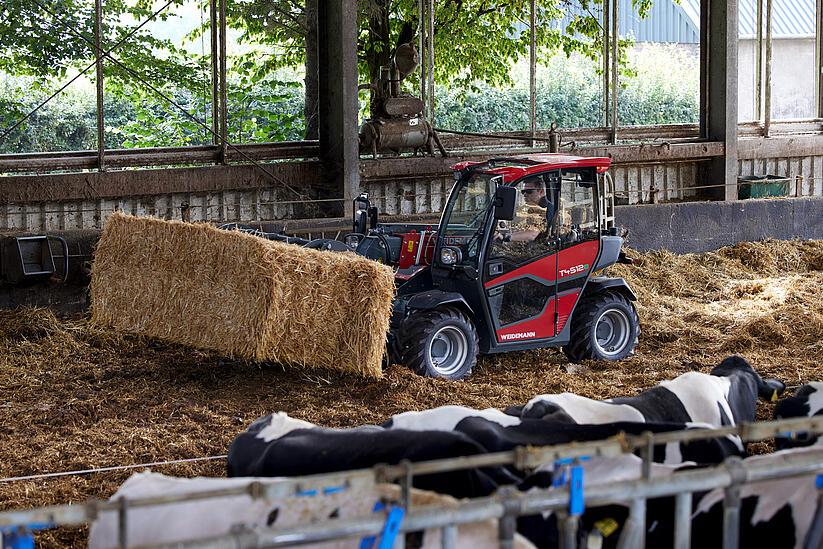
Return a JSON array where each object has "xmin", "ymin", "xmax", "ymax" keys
[
  {"xmin": 710, "ymin": 355, "xmax": 786, "ymax": 402},
  {"xmin": 774, "ymin": 383, "xmax": 823, "ymax": 450}
]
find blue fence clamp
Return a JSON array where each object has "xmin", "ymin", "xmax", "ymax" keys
[
  {"xmin": 552, "ymin": 457, "xmax": 587, "ymax": 517},
  {"xmin": 816, "ymin": 474, "xmax": 823, "ymax": 490},
  {"xmin": 359, "ymin": 502, "xmax": 405, "ymax": 549},
  {"xmin": 2, "ymin": 523, "xmax": 53, "ymax": 549}
]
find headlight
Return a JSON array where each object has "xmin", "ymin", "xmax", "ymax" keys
[
  {"xmin": 344, "ymin": 234, "xmax": 361, "ymax": 250},
  {"xmin": 440, "ymin": 246, "xmax": 461, "ymax": 266}
]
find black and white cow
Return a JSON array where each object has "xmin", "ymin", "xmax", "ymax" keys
[
  {"xmin": 774, "ymin": 382, "xmax": 823, "ymax": 449},
  {"xmin": 511, "ymin": 355, "xmax": 784, "ymax": 428},
  {"xmin": 227, "ymin": 412, "xmax": 520, "ymax": 499},
  {"xmin": 383, "ymin": 405, "xmax": 742, "ymax": 465}
]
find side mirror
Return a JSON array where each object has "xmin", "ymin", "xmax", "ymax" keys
[
  {"xmin": 494, "ymin": 186, "xmax": 517, "ymax": 221},
  {"xmin": 353, "ymin": 193, "xmax": 370, "ymax": 234}
]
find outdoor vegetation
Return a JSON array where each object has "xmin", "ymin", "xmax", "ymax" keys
[{"xmin": 0, "ymin": 0, "xmax": 699, "ymax": 154}]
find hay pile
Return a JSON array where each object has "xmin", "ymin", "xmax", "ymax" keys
[
  {"xmin": 2, "ymin": 239, "xmax": 822, "ymax": 548},
  {"xmin": 90, "ymin": 213, "xmax": 395, "ymax": 378},
  {"xmin": 611, "ymin": 239, "xmax": 823, "ymax": 359}
]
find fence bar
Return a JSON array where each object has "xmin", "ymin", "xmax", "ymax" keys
[
  {"xmin": 673, "ymin": 491, "xmax": 692, "ymax": 549},
  {"xmin": 118, "ymin": 497, "xmax": 129, "ymax": 549},
  {"xmin": 5, "ymin": 418, "xmax": 823, "ymax": 535},
  {"xmin": 722, "ymin": 484, "xmax": 741, "ymax": 549},
  {"xmin": 440, "ymin": 524, "xmax": 457, "ymax": 549},
  {"xmin": 559, "ymin": 514, "xmax": 578, "ymax": 549},
  {"xmin": 764, "ymin": 0, "xmax": 773, "ymax": 137},
  {"xmin": 529, "ymin": 0, "xmax": 537, "ymax": 147},
  {"xmin": 94, "ymin": 0, "xmax": 105, "ymax": 171}
]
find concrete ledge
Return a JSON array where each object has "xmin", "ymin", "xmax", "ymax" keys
[{"xmin": 617, "ymin": 196, "xmax": 823, "ymax": 253}]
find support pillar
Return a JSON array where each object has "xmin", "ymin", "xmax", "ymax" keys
[
  {"xmin": 318, "ymin": 0, "xmax": 360, "ymax": 217},
  {"xmin": 700, "ymin": 0, "xmax": 739, "ymax": 201}
]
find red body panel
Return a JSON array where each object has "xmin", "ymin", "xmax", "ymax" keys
[
  {"xmin": 488, "ymin": 240, "xmax": 600, "ymax": 343},
  {"xmin": 484, "ymin": 240, "xmax": 601, "ymax": 288}
]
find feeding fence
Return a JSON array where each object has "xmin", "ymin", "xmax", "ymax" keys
[{"xmin": 2, "ymin": 416, "xmax": 823, "ymax": 549}]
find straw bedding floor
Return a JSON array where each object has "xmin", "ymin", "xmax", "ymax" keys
[{"xmin": 0, "ymin": 239, "xmax": 821, "ymax": 547}]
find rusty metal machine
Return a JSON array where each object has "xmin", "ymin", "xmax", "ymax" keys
[{"xmin": 358, "ymin": 33, "xmax": 446, "ymax": 158}]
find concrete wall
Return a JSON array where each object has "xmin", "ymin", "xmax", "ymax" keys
[{"xmin": 617, "ymin": 196, "xmax": 823, "ymax": 253}]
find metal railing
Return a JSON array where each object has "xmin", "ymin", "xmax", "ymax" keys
[{"xmin": 2, "ymin": 416, "xmax": 823, "ymax": 548}]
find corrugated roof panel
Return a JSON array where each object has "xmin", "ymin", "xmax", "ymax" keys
[{"xmin": 547, "ymin": 0, "xmax": 814, "ymax": 43}]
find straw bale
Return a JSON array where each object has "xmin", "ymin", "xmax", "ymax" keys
[{"xmin": 90, "ymin": 213, "xmax": 394, "ymax": 378}]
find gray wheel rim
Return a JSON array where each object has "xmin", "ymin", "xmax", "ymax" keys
[
  {"xmin": 428, "ymin": 326, "xmax": 469, "ymax": 376},
  {"xmin": 594, "ymin": 308, "xmax": 631, "ymax": 358}
]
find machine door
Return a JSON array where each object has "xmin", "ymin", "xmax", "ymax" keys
[
  {"xmin": 483, "ymin": 172, "xmax": 561, "ymax": 344},
  {"xmin": 482, "ymin": 169, "xmax": 601, "ymax": 345}
]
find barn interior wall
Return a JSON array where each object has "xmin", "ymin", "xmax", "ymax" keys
[{"xmin": 0, "ymin": 139, "xmax": 819, "ymax": 232}]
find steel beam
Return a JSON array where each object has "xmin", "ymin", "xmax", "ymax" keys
[
  {"xmin": 764, "ymin": 0, "xmax": 773, "ymax": 137},
  {"xmin": 700, "ymin": 0, "xmax": 739, "ymax": 201},
  {"xmin": 318, "ymin": 0, "xmax": 360, "ymax": 216},
  {"xmin": 210, "ymin": 0, "xmax": 219, "ymax": 143},
  {"xmin": 218, "ymin": 0, "xmax": 228, "ymax": 162},
  {"xmin": 94, "ymin": 0, "xmax": 105, "ymax": 171},
  {"xmin": 529, "ymin": 0, "xmax": 537, "ymax": 146},
  {"xmin": 818, "ymin": 0, "xmax": 823, "ymax": 117}
]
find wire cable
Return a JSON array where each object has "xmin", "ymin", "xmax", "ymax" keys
[{"xmin": 0, "ymin": 455, "xmax": 228, "ymax": 484}]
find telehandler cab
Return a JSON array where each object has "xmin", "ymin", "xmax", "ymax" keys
[{"xmin": 345, "ymin": 153, "xmax": 639, "ymax": 380}]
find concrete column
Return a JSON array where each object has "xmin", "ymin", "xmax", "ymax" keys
[
  {"xmin": 318, "ymin": 0, "xmax": 360, "ymax": 217},
  {"xmin": 700, "ymin": 0, "xmax": 739, "ymax": 201}
]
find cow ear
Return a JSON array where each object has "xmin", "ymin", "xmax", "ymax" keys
[
  {"xmin": 267, "ymin": 508, "xmax": 280, "ymax": 526},
  {"xmin": 771, "ymin": 390, "xmax": 779, "ymax": 402}
]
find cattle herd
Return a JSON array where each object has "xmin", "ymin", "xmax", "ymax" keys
[{"xmin": 89, "ymin": 356, "xmax": 823, "ymax": 549}]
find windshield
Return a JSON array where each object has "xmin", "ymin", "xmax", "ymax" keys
[{"xmin": 438, "ymin": 172, "xmax": 497, "ymax": 267}]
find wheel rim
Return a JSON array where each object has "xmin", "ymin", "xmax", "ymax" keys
[
  {"xmin": 428, "ymin": 326, "xmax": 469, "ymax": 376},
  {"xmin": 594, "ymin": 308, "xmax": 631, "ymax": 358}
]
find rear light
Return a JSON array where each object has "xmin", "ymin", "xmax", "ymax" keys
[{"xmin": 440, "ymin": 246, "xmax": 461, "ymax": 266}]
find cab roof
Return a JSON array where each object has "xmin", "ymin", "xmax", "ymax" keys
[{"xmin": 450, "ymin": 153, "xmax": 611, "ymax": 183}]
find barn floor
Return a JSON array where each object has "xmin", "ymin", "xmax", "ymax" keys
[{"xmin": 0, "ymin": 239, "xmax": 821, "ymax": 547}]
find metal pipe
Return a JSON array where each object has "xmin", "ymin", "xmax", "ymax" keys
[
  {"xmin": 210, "ymin": 0, "xmax": 219, "ymax": 144},
  {"xmin": 722, "ymin": 484, "xmax": 741, "ymax": 549},
  {"xmin": 94, "ymin": 0, "xmax": 105, "ymax": 171},
  {"xmin": 764, "ymin": 0, "xmax": 773, "ymax": 136},
  {"xmin": 118, "ymin": 497, "xmax": 129, "ymax": 549},
  {"xmin": 673, "ymin": 491, "xmax": 692, "ymax": 549},
  {"xmin": 427, "ymin": 0, "xmax": 435, "ymax": 121},
  {"xmin": 218, "ymin": 0, "xmax": 228, "ymax": 161},
  {"xmin": 603, "ymin": 0, "xmax": 610, "ymax": 128},
  {"xmin": 609, "ymin": 0, "xmax": 619, "ymax": 144},
  {"xmin": 440, "ymin": 524, "xmax": 457, "ymax": 549},
  {"xmin": 419, "ymin": 0, "xmax": 426, "ymax": 112},
  {"xmin": 817, "ymin": 0, "xmax": 823, "ymax": 117},
  {"xmin": 755, "ymin": 0, "xmax": 764, "ymax": 121},
  {"xmin": 529, "ymin": 0, "xmax": 537, "ymax": 147},
  {"xmin": 559, "ymin": 514, "xmax": 578, "ymax": 549}
]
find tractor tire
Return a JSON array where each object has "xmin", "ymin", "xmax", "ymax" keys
[
  {"xmin": 563, "ymin": 291, "xmax": 640, "ymax": 363},
  {"xmin": 400, "ymin": 307, "xmax": 479, "ymax": 380}
]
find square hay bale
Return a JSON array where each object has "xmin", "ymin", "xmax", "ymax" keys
[{"xmin": 91, "ymin": 213, "xmax": 395, "ymax": 378}]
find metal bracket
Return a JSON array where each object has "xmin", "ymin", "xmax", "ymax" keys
[{"xmin": 359, "ymin": 502, "xmax": 405, "ymax": 549}]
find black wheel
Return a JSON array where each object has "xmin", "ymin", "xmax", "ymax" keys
[
  {"xmin": 563, "ymin": 292, "xmax": 640, "ymax": 363},
  {"xmin": 400, "ymin": 307, "xmax": 479, "ymax": 380}
]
